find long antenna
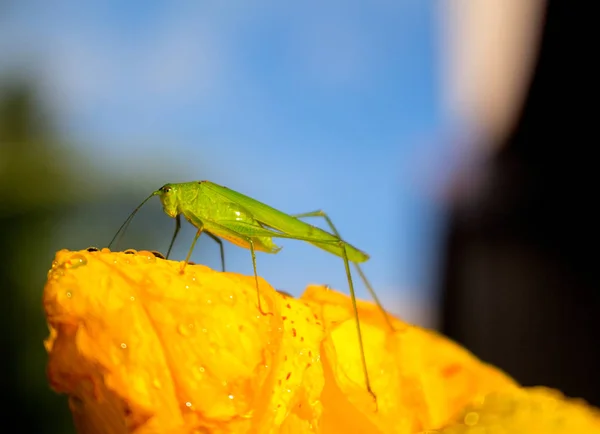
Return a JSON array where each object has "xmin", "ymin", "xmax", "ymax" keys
[{"xmin": 108, "ymin": 191, "xmax": 158, "ymax": 251}]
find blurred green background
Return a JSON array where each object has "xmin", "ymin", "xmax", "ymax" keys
[
  {"xmin": 0, "ymin": 80, "xmax": 89, "ymax": 433},
  {"xmin": 0, "ymin": 78, "xmax": 157, "ymax": 433}
]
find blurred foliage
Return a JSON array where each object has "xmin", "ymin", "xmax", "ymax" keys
[
  {"xmin": 0, "ymin": 80, "xmax": 77, "ymax": 433},
  {"xmin": 0, "ymin": 77, "xmax": 161, "ymax": 433}
]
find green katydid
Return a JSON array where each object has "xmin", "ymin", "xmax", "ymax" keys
[{"xmin": 108, "ymin": 180, "xmax": 394, "ymax": 401}]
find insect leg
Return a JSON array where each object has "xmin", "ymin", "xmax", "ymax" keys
[
  {"xmin": 293, "ymin": 210, "xmax": 395, "ymax": 331},
  {"xmin": 212, "ymin": 219, "xmax": 377, "ymax": 400},
  {"xmin": 206, "ymin": 232, "xmax": 226, "ymax": 272},
  {"xmin": 340, "ymin": 242, "xmax": 377, "ymax": 405},
  {"xmin": 166, "ymin": 214, "xmax": 181, "ymax": 259},
  {"xmin": 248, "ymin": 239, "xmax": 272, "ymax": 316},
  {"xmin": 181, "ymin": 224, "xmax": 204, "ymax": 273},
  {"xmin": 199, "ymin": 220, "xmax": 274, "ymax": 315}
]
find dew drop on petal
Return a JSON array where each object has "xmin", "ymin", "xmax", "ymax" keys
[
  {"xmin": 65, "ymin": 254, "xmax": 87, "ymax": 269},
  {"xmin": 137, "ymin": 251, "xmax": 156, "ymax": 263},
  {"xmin": 178, "ymin": 323, "xmax": 195, "ymax": 336},
  {"xmin": 220, "ymin": 292, "xmax": 236, "ymax": 305},
  {"xmin": 120, "ymin": 343, "xmax": 127, "ymax": 349},
  {"xmin": 193, "ymin": 366, "xmax": 206, "ymax": 380}
]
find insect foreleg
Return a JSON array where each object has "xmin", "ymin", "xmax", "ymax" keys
[
  {"xmin": 166, "ymin": 214, "xmax": 181, "ymax": 259},
  {"xmin": 206, "ymin": 232, "xmax": 226, "ymax": 272},
  {"xmin": 292, "ymin": 210, "xmax": 395, "ymax": 331},
  {"xmin": 181, "ymin": 224, "xmax": 204, "ymax": 273}
]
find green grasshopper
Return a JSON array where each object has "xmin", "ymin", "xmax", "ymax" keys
[{"xmin": 109, "ymin": 180, "xmax": 394, "ymax": 401}]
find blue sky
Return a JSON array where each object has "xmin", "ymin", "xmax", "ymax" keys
[{"xmin": 1, "ymin": 1, "xmax": 450, "ymax": 325}]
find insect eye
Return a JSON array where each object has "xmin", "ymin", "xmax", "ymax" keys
[{"xmin": 161, "ymin": 186, "xmax": 171, "ymax": 193}]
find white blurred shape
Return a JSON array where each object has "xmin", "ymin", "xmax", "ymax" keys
[{"xmin": 440, "ymin": 0, "xmax": 547, "ymax": 148}]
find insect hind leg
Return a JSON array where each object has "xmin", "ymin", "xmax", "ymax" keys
[
  {"xmin": 292, "ymin": 210, "xmax": 395, "ymax": 332},
  {"xmin": 339, "ymin": 242, "xmax": 377, "ymax": 404}
]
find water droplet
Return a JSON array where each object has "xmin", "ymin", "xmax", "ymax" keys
[
  {"xmin": 220, "ymin": 293, "xmax": 236, "ymax": 305},
  {"xmin": 150, "ymin": 250, "xmax": 165, "ymax": 259},
  {"xmin": 193, "ymin": 365, "xmax": 205, "ymax": 380},
  {"xmin": 201, "ymin": 328, "xmax": 208, "ymax": 333},
  {"xmin": 66, "ymin": 291, "xmax": 72, "ymax": 298},
  {"xmin": 178, "ymin": 323, "xmax": 195, "ymax": 336},
  {"xmin": 228, "ymin": 394, "xmax": 234, "ymax": 400},
  {"xmin": 129, "ymin": 296, "xmax": 136, "ymax": 302},
  {"xmin": 65, "ymin": 254, "xmax": 87, "ymax": 269},
  {"xmin": 464, "ymin": 411, "xmax": 479, "ymax": 426},
  {"xmin": 185, "ymin": 401, "xmax": 193, "ymax": 408},
  {"xmin": 137, "ymin": 250, "xmax": 156, "ymax": 263},
  {"xmin": 120, "ymin": 343, "xmax": 127, "ymax": 349}
]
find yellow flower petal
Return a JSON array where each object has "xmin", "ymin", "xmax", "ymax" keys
[
  {"xmin": 45, "ymin": 249, "xmax": 325, "ymax": 433},
  {"xmin": 434, "ymin": 387, "xmax": 600, "ymax": 433},
  {"xmin": 45, "ymin": 249, "xmax": 595, "ymax": 434},
  {"xmin": 301, "ymin": 285, "xmax": 516, "ymax": 433}
]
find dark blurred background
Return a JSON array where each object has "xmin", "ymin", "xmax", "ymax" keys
[
  {"xmin": 439, "ymin": 0, "xmax": 600, "ymax": 407},
  {"xmin": 0, "ymin": 80, "xmax": 164, "ymax": 432},
  {"xmin": 1, "ymin": 1, "xmax": 597, "ymax": 433}
]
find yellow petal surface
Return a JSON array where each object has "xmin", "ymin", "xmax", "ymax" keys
[
  {"xmin": 433, "ymin": 387, "xmax": 600, "ymax": 433},
  {"xmin": 42, "ymin": 249, "xmax": 591, "ymax": 434}
]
